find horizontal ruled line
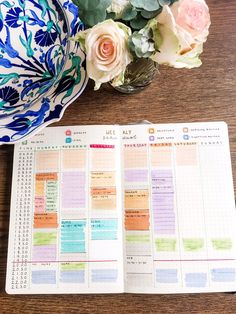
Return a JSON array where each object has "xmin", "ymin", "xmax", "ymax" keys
[
  {"xmin": 126, "ymin": 255, "xmax": 152, "ymax": 257},
  {"xmin": 12, "ymin": 260, "xmax": 118, "ymax": 264},
  {"xmin": 127, "ymin": 273, "xmax": 152, "ymax": 275},
  {"xmin": 153, "ymin": 259, "xmax": 236, "ymax": 262}
]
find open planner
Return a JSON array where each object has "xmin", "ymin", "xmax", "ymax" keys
[{"xmin": 6, "ymin": 122, "xmax": 236, "ymax": 294}]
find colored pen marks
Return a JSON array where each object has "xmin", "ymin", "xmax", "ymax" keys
[
  {"xmin": 91, "ymin": 269, "xmax": 118, "ymax": 283},
  {"xmin": 32, "ymin": 270, "xmax": 56, "ymax": 285},
  {"xmin": 60, "ymin": 263, "xmax": 85, "ymax": 283},
  {"xmin": 185, "ymin": 273, "xmax": 207, "ymax": 288},
  {"xmin": 151, "ymin": 170, "xmax": 175, "ymax": 235},
  {"xmin": 125, "ymin": 210, "xmax": 150, "ymax": 231},
  {"xmin": 183, "ymin": 239, "xmax": 204, "ymax": 252},
  {"xmin": 155, "ymin": 239, "xmax": 177, "ymax": 252},
  {"xmin": 61, "ymin": 172, "xmax": 86, "ymax": 209},
  {"xmin": 61, "ymin": 220, "xmax": 86, "ymax": 254},
  {"xmin": 32, "ymin": 231, "xmax": 57, "ymax": 262},
  {"xmin": 211, "ymin": 268, "xmax": 236, "ymax": 282},
  {"xmin": 211, "ymin": 239, "xmax": 233, "ymax": 251},
  {"xmin": 156, "ymin": 269, "xmax": 178, "ymax": 284},
  {"xmin": 91, "ymin": 219, "xmax": 118, "ymax": 240}
]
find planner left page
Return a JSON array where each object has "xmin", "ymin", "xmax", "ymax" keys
[{"xmin": 6, "ymin": 125, "xmax": 124, "ymax": 294}]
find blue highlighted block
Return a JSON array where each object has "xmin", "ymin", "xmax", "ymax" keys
[
  {"xmin": 185, "ymin": 273, "xmax": 207, "ymax": 288},
  {"xmin": 211, "ymin": 268, "xmax": 236, "ymax": 282},
  {"xmin": 92, "ymin": 269, "xmax": 118, "ymax": 283},
  {"xmin": 156, "ymin": 269, "xmax": 178, "ymax": 284},
  {"xmin": 61, "ymin": 220, "xmax": 86, "ymax": 253},
  {"xmin": 91, "ymin": 219, "xmax": 118, "ymax": 231},
  {"xmin": 32, "ymin": 270, "xmax": 56, "ymax": 284},
  {"xmin": 61, "ymin": 232, "xmax": 85, "ymax": 241},
  {"xmin": 92, "ymin": 230, "xmax": 117, "ymax": 240},
  {"xmin": 61, "ymin": 221, "xmax": 86, "ymax": 230},
  {"xmin": 60, "ymin": 270, "xmax": 85, "ymax": 283},
  {"xmin": 61, "ymin": 241, "xmax": 85, "ymax": 253}
]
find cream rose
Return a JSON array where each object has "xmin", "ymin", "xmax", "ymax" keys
[{"xmin": 76, "ymin": 20, "xmax": 132, "ymax": 90}]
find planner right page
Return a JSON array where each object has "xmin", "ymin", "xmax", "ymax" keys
[{"xmin": 121, "ymin": 122, "xmax": 236, "ymax": 294}]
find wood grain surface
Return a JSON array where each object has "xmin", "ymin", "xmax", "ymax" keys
[{"xmin": 1, "ymin": 0, "xmax": 236, "ymax": 313}]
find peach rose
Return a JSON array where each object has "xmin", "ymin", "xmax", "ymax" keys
[
  {"xmin": 75, "ymin": 20, "xmax": 132, "ymax": 90},
  {"xmin": 171, "ymin": 0, "xmax": 211, "ymax": 42},
  {"xmin": 151, "ymin": 2, "xmax": 210, "ymax": 69}
]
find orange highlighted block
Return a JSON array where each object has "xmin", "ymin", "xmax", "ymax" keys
[
  {"xmin": 36, "ymin": 173, "xmax": 58, "ymax": 181},
  {"xmin": 35, "ymin": 180, "xmax": 45, "ymax": 196},
  {"xmin": 91, "ymin": 149, "xmax": 116, "ymax": 170},
  {"xmin": 176, "ymin": 146, "xmax": 197, "ymax": 166},
  {"xmin": 125, "ymin": 190, "xmax": 149, "ymax": 209},
  {"xmin": 36, "ymin": 151, "xmax": 59, "ymax": 171},
  {"xmin": 91, "ymin": 187, "xmax": 116, "ymax": 196},
  {"xmin": 34, "ymin": 213, "xmax": 58, "ymax": 228},
  {"xmin": 91, "ymin": 194, "xmax": 116, "ymax": 210},
  {"xmin": 62, "ymin": 149, "xmax": 86, "ymax": 169},
  {"xmin": 125, "ymin": 209, "xmax": 150, "ymax": 231},
  {"xmin": 90, "ymin": 172, "xmax": 116, "ymax": 187},
  {"xmin": 151, "ymin": 147, "xmax": 172, "ymax": 167},
  {"xmin": 124, "ymin": 148, "xmax": 148, "ymax": 168}
]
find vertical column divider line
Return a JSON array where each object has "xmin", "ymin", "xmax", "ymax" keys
[
  {"xmin": 87, "ymin": 142, "xmax": 90, "ymax": 289},
  {"xmin": 172, "ymin": 144, "xmax": 184, "ymax": 288},
  {"xmin": 148, "ymin": 142, "xmax": 156, "ymax": 289}
]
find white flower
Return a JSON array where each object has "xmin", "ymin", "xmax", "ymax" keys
[
  {"xmin": 151, "ymin": 4, "xmax": 210, "ymax": 69},
  {"xmin": 107, "ymin": 0, "xmax": 130, "ymax": 18},
  {"xmin": 76, "ymin": 20, "xmax": 132, "ymax": 90}
]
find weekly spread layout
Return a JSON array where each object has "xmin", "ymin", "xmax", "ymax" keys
[{"xmin": 6, "ymin": 122, "xmax": 236, "ymax": 294}]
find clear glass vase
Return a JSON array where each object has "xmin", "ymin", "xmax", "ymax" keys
[{"xmin": 111, "ymin": 58, "xmax": 158, "ymax": 94}]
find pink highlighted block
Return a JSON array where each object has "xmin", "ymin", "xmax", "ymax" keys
[{"xmin": 35, "ymin": 197, "xmax": 45, "ymax": 213}]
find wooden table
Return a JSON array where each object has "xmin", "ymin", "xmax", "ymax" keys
[{"xmin": 1, "ymin": 1, "xmax": 236, "ymax": 313}]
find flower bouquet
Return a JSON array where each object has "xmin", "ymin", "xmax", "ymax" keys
[{"xmin": 72, "ymin": 0, "xmax": 211, "ymax": 91}]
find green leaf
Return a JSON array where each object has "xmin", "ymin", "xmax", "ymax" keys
[
  {"xmin": 141, "ymin": 9, "xmax": 161, "ymax": 19},
  {"xmin": 130, "ymin": 14, "xmax": 147, "ymax": 30},
  {"xmin": 72, "ymin": 0, "xmax": 112, "ymax": 27},
  {"xmin": 122, "ymin": 5, "xmax": 137, "ymax": 21}
]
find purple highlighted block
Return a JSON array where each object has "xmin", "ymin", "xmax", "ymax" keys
[
  {"xmin": 125, "ymin": 169, "xmax": 148, "ymax": 183},
  {"xmin": 62, "ymin": 172, "xmax": 86, "ymax": 208},
  {"xmin": 151, "ymin": 169, "xmax": 176, "ymax": 235},
  {"xmin": 152, "ymin": 194, "xmax": 174, "ymax": 208},
  {"xmin": 152, "ymin": 170, "xmax": 173, "ymax": 179},
  {"xmin": 32, "ymin": 245, "xmax": 57, "ymax": 262},
  {"xmin": 62, "ymin": 172, "xmax": 85, "ymax": 186}
]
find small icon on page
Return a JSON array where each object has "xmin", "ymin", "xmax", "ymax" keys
[
  {"xmin": 66, "ymin": 137, "xmax": 72, "ymax": 144},
  {"xmin": 149, "ymin": 136, "xmax": 155, "ymax": 141},
  {"xmin": 66, "ymin": 130, "xmax": 72, "ymax": 136},
  {"xmin": 183, "ymin": 135, "xmax": 189, "ymax": 140},
  {"xmin": 183, "ymin": 128, "xmax": 189, "ymax": 133},
  {"xmin": 149, "ymin": 128, "xmax": 155, "ymax": 134}
]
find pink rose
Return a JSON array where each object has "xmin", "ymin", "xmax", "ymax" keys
[{"xmin": 171, "ymin": 0, "xmax": 211, "ymax": 42}]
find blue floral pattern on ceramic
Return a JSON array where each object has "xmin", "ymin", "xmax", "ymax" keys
[{"xmin": 0, "ymin": 0, "xmax": 87, "ymax": 144}]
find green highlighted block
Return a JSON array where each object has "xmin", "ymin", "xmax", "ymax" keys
[
  {"xmin": 155, "ymin": 239, "xmax": 176, "ymax": 252},
  {"xmin": 126, "ymin": 235, "xmax": 150, "ymax": 243},
  {"xmin": 61, "ymin": 263, "xmax": 85, "ymax": 271},
  {"xmin": 212, "ymin": 239, "xmax": 233, "ymax": 250},
  {"xmin": 183, "ymin": 238, "xmax": 204, "ymax": 252},
  {"xmin": 33, "ymin": 232, "xmax": 57, "ymax": 246}
]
